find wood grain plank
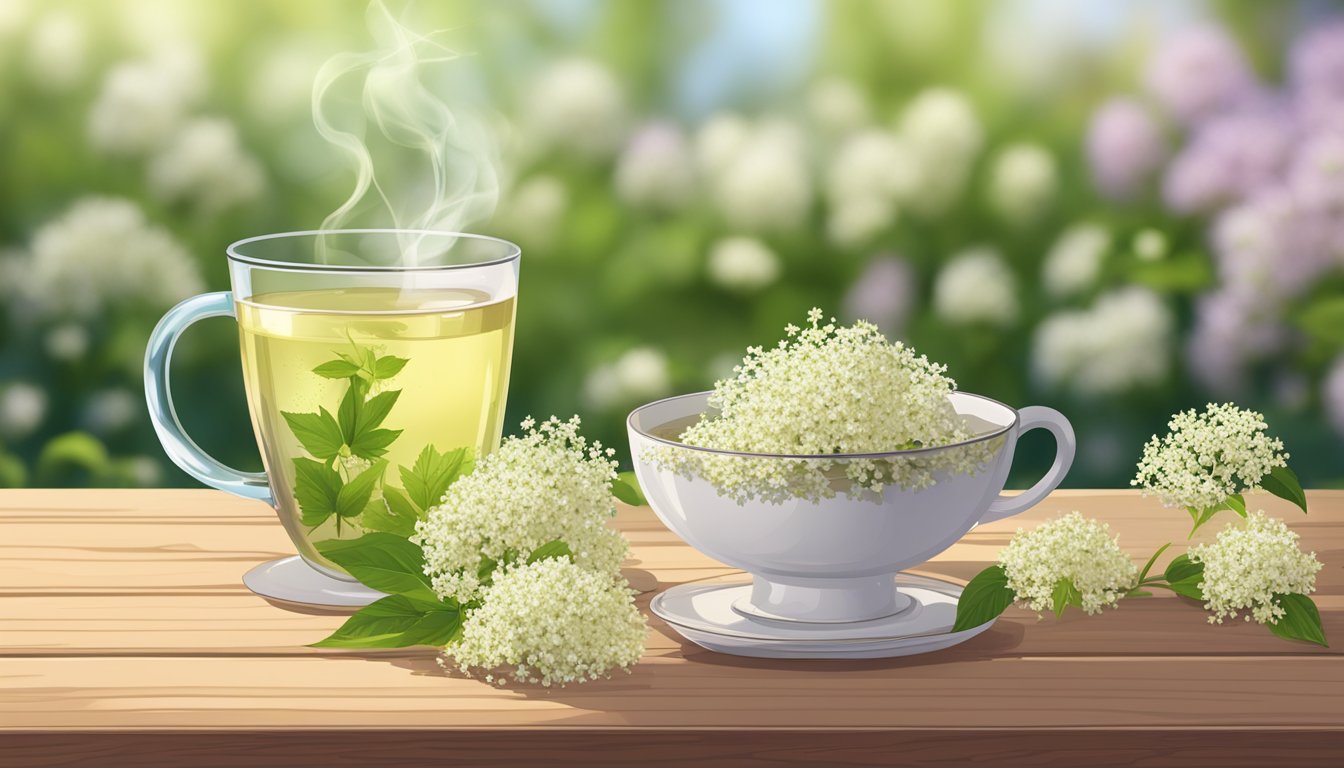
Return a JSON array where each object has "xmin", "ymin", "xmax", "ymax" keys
[
  {"xmin": 1, "ymin": 488, "xmax": 1342, "ymax": 749},
  {"xmin": 5, "ymin": 730, "xmax": 1344, "ymax": 768}
]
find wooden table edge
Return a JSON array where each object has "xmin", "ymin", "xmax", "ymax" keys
[{"xmin": 4, "ymin": 727, "xmax": 1344, "ymax": 768}]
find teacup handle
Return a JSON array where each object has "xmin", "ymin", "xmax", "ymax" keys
[
  {"xmin": 979, "ymin": 406, "xmax": 1074, "ymax": 525},
  {"xmin": 144, "ymin": 291, "xmax": 274, "ymax": 505}
]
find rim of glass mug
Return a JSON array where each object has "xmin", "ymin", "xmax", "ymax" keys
[
  {"xmin": 226, "ymin": 228, "xmax": 522, "ymax": 273},
  {"xmin": 627, "ymin": 390, "xmax": 1017, "ymax": 460}
]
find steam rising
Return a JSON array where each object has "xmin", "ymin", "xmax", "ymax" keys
[{"xmin": 313, "ymin": 1, "xmax": 499, "ymax": 264}]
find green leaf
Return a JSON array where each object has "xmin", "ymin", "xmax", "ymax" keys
[
  {"xmin": 293, "ymin": 457, "xmax": 342, "ymax": 527},
  {"xmin": 952, "ymin": 564, "xmax": 1016, "ymax": 633},
  {"xmin": 1135, "ymin": 542, "xmax": 1171, "ymax": 585},
  {"xmin": 1188, "ymin": 501, "xmax": 1230, "ymax": 536},
  {"xmin": 355, "ymin": 390, "xmax": 401, "ymax": 434},
  {"xmin": 527, "ymin": 540, "xmax": 573, "ymax": 564},
  {"xmin": 399, "ymin": 445, "xmax": 473, "ymax": 511},
  {"xmin": 1126, "ymin": 252, "xmax": 1214, "ymax": 293},
  {"xmin": 1225, "ymin": 493, "xmax": 1247, "ymax": 517},
  {"xmin": 1260, "ymin": 465, "xmax": 1308, "ymax": 515},
  {"xmin": 313, "ymin": 359, "xmax": 362, "ymax": 379},
  {"xmin": 337, "ymin": 386, "xmax": 359, "ymax": 443},
  {"xmin": 373, "ymin": 355, "xmax": 409, "ymax": 379},
  {"xmin": 1051, "ymin": 578, "xmax": 1082, "ymax": 618},
  {"xmin": 0, "ymin": 452, "xmax": 26, "ymax": 488},
  {"xmin": 349, "ymin": 428, "xmax": 402, "ymax": 459},
  {"xmin": 310, "ymin": 594, "xmax": 459, "ymax": 648},
  {"xmin": 476, "ymin": 554, "xmax": 500, "ymax": 588},
  {"xmin": 1167, "ymin": 576, "xmax": 1204, "ymax": 600},
  {"xmin": 611, "ymin": 471, "xmax": 648, "ymax": 506},
  {"xmin": 1294, "ymin": 295, "xmax": 1344, "ymax": 345},
  {"xmin": 282, "ymin": 408, "xmax": 345, "ymax": 460},
  {"xmin": 336, "ymin": 459, "xmax": 386, "ymax": 518},
  {"xmin": 316, "ymin": 533, "xmax": 439, "ymax": 605},
  {"xmin": 397, "ymin": 608, "xmax": 463, "ymax": 646},
  {"xmin": 1267, "ymin": 593, "xmax": 1328, "ymax": 647},
  {"xmin": 36, "ymin": 432, "xmax": 109, "ymax": 483},
  {"xmin": 1163, "ymin": 554, "xmax": 1202, "ymax": 584},
  {"xmin": 362, "ymin": 486, "xmax": 420, "ymax": 536}
]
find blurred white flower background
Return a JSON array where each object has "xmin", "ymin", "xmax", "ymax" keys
[{"xmin": 2, "ymin": 0, "xmax": 1344, "ymax": 489}]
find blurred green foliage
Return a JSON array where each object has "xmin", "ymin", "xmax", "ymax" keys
[{"xmin": 1, "ymin": 0, "xmax": 1343, "ymax": 492}]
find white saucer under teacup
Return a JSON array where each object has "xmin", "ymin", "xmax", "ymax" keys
[
  {"xmin": 628, "ymin": 391, "xmax": 1074, "ymax": 659},
  {"xmin": 651, "ymin": 573, "xmax": 997, "ymax": 659}
]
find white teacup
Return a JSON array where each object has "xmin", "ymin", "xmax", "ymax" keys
[{"xmin": 628, "ymin": 391, "xmax": 1075, "ymax": 624}]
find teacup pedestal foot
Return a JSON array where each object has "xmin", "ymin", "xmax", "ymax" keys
[
  {"xmin": 243, "ymin": 555, "xmax": 386, "ymax": 609},
  {"xmin": 734, "ymin": 573, "xmax": 912, "ymax": 624}
]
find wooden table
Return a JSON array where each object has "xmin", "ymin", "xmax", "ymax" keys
[{"xmin": 2, "ymin": 489, "xmax": 1342, "ymax": 766}]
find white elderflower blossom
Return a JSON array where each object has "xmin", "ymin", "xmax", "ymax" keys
[
  {"xmin": 498, "ymin": 175, "xmax": 568, "ymax": 250},
  {"xmin": 147, "ymin": 118, "xmax": 265, "ymax": 213},
  {"xmin": 806, "ymin": 77, "xmax": 871, "ymax": 137},
  {"xmin": 1132, "ymin": 403, "xmax": 1288, "ymax": 510},
  {"xmin": 709, "ymin": 119, "xmax": 812, "ymax": 233},
  {"xmin": 824, "ymin": 129, "xmax": 919, "ymax": 246},
  {"xmin": 1190, "ymin": 511, "xmax": 1322, "ymax": 625},
  {"xmin": 614, "ymin": 122, "xmax": 696, "ymax": 211},
  {"xmin": 932, "ymin": 247, "xmax": 1018, "ymax": 327},
  {"xmin": 88, "ymin": 48, "xmax": 204, "ymax": 156},
  {"xmin": 83, "ymin": 388, "xmax": 139, "ymax": 435},
  {"xmin": 986, "ymin": 143, "xmax": 1058, "ymax": 226},
  {"xmin": 413, "ymin": 416, "xmax": 627, "ymax": 604},
  {"xmin": 0, "ymin": 382, "xmax": 47, "ymax": 440},
  {"xmin": 706, "ymin": 237, "xmax": 780, "ymax": 292},
  {"xmin": 693, "ymin": 113, "xmax": 751, "ymax": 174},
  {"xmin": 583, "ymin": 347, "xmax": 671, "ymax": 411},
  {"xmin": 44, "ymin": 322, "xmax": 90, "ymax": 361},
  {"xmin": 24, "ymin": 10, "xmax": 87, "ymax": 91},
  {"xmin": 450, "ymin": 557, "xmax": 646, "ymax": 687},
  {"xmin": 18, "ymin": 197, "xmax": 204, "ymax": 319},
  {"xmin": 898, "ymin": 88, "xmax": 984, "ymax": 214},
  {"xmin": 526, "ymin": 58, "xmax": 626, "ymax": 159},
  {"xmin": 1042, "ymin": 224, "xmax": 1110, "ymax": 298},
  {"xmin": 999, "ymin": 512, "xmax": 1138, "ymax": 616},
  {"xmin": 660, "ymin": 311, "xmax": 994, "ymax": 502},
  {"xmin": 1032, "ymin": 287, "xmax": 1173, "ymax": 397}
]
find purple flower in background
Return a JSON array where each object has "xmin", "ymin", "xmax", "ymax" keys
[
  {"xmin": 1186, "ymin": 286, "xmax": 1287, "ymax": 394},
  {"xmin": 1290, "ymin": 19, "xmax": 1344, "ymax": 99},
  {"xmin": 1086, "ymin": 97, "xmax": 1165, "ymax": 200},
  {"xmin": 1146, "ymin": 24, "xmax": 1255, "ymax": 124},
  {"xmin": 843, "ymin": 254, "xmax": 916, "ymax": 337},
  {"xmin": 1325, "ymin": 355, "xmax": 1344, "ymax": 436},
  {"xmin": 1288, "ymin": 131, "xmax": 1344, "ymax": 212},
  {"xmin": 1212, "ymin": 186, "xmax": 1335, "ymax": 299},
  {"xmin": 1162, "ymin": 106, "xmax": 1295, "ymax": 213}
]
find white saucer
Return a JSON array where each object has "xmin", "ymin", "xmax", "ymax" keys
[
  {"xmin": 243, "ymin": 555, "xmax": 386, "ymax": 608},
  {"xmin": 650, "ymin": 573, "xmax": 996, "ymax": 659}
]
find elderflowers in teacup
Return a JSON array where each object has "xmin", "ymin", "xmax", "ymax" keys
[
  {"xmin": 1132, "ymin": 403, "xmax": 1306, "ymax": 535},
  {"xmin": 309, "ymin": 416, "xmax": 649, "ymax": 687},
  {"xmin": 653, "ymin": 308, "xmax": 997, "ymax": 503}
]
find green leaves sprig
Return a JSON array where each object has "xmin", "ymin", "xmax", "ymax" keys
[
  {"xmin": 1186, "ymin": 465, "xmax": 1306, "ymax": 537},
  {"xmin": 280, "ymin": 342, "xmax": 473, "ymax": 537},
  {"xmin": 311, "ymin": 533, "xmax": 574, "ymax": 649}
]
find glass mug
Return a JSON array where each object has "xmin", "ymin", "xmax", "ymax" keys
[{"xmin": 145, "ymin": 230, "xmax": 520, "ymax": 606}]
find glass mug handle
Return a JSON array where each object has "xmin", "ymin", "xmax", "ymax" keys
[
  {"xmin": 979, "ymin": 405, "xmax": 1075, "ymax": 525},
  {"xmin": 144, "ymin": 291, "xmax": 274, "ymax": 505}
]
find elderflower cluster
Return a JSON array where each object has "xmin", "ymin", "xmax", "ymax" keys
[
  {"xmin": 658, "ymin": 310, "xmax": 994, "ymax": 503},
  {"xmin": 1132, "ymin": 403, "xmax": 1288, "ymax": 509},
  {"xmin": 450, "ymin": 558, "xmax": 646, "ymax": 687},
  {"xmin": 413, "ymin": 416, "xmax": 628, "ymax": 603},
  {"xmin": 1190, "ymin": 511, "xmax": 1322, "ymax": 625},
  {"xmin": 999, "ymin": 512, "xmax": 1138, "ymax": 616}
]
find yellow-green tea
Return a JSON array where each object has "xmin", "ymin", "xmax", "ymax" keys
[{"xmin": 236, "ymin": 286, "xmax": 515, "ymax": 576}]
